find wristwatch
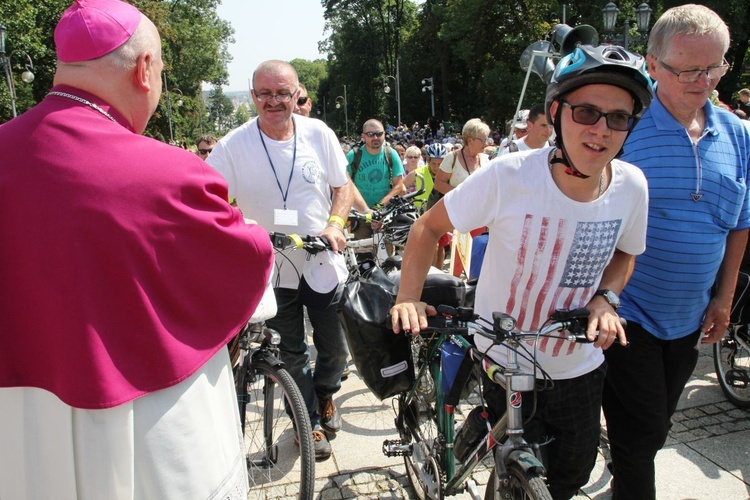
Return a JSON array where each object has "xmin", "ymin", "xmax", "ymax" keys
[{"xmin": 593, "ymin": 289, "xmax": 620, "ymax": 309}]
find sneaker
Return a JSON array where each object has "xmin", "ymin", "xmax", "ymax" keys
[
  {"xmin": 319, "ymin": 396, "xmax": 342, "ymax": 434},
  {"xmin": 295, "ymin": 430, "xmax": 332, "ymax": 461},
  {"xmin": 340, "ymin": 365, "xmax": 351, "ymax": 381}
]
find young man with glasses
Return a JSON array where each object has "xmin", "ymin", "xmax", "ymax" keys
[
  {"xmin": 207, "ymin": 60, "xmax": 354, "ymax": 461},
  {"xmin": 390, "ymin": 44, "xmax": 653, "ymax": 499},
  {"xmin": 601, "ymin": 5, "xmax": 750, "ymax": 500},
  {"xmin": 348, "ymin": 119, "xmax": 406, "ymax": 214},
  {"xmin": 195, "ymin": 134, "xmax": 217, "ymax": 160}
]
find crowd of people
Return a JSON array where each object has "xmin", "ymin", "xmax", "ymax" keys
[{"xmin": 2, "ymin": 1, "xmax": 750, "ymax": 500}]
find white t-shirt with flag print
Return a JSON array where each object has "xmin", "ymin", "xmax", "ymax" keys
[{"xmin": 445, "ymin": 146, "xmax": 648, "ymax": 380}]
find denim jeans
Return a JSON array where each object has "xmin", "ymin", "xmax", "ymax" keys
[
  {"xmin": 602, "ymin": 323, "xmax": 701, "ymax": 500},
  {"xmin": 482, "ymin": 363, "xmax": 607, "ymax": 500},
  {"xmin": 267, "ymin": 288, "xmax": 348, "ymax": 428}
]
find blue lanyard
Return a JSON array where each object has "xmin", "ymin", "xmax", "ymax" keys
[{"xmin": 258, "ymin": 118, "xmax": 297, "ymax": 209}]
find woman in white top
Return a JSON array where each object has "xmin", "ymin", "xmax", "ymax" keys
[{"xmin": 433, "ymin": 118, "xmax": 491, "ymax": 194}]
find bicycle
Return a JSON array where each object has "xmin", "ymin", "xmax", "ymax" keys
[
  {"xmin": 383, "ymin": 304, "xmax": 619, "ymax": 500},
  {"xmin": 228, "ymin": 232, "xmax": 336, "ymax": 498},
  {"xmin": 713, "ymin": 269, "xmax": 750, "ymax": 408},
  {"xmin": 344, "ymin": 173, "xmax": 425, "ymax": 271}
]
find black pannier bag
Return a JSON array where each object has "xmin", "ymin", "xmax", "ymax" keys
[
  {"xmin": 337, "ymin": 265, "xmax": 469, "ymax": 400},
  {"xmin": 337, "ymin": 264, "xmax": 411, "ymax": 400}
]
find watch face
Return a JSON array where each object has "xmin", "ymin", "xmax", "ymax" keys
[{"xmin": 604, "ymin": 290, "xmax": 620, "ymax": 308}]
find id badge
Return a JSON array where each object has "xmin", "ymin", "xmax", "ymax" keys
[{"xmin": 274, "ymin": 208, "xmax": 298, "ymax": 226}]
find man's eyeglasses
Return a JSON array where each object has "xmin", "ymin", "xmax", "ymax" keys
[
  {"xmin": 659, "ymin": 59, "xmax": 729, "ymax": 83},
  {"xmin": 254, "ymin": 92, "xmax": 295, "ymax": 103},
  {"xmin": 297, "ymin": 96, "xmax": 309, "ymax": 106},
  {"xmin": 561, "ymin": 101, "xmax": 635, "ymax": 132},
  {"xmin": 198, "ymin": 148, "xmax": 213, "ymax": 155},
  {"xmin": 364, "ymin": 131, "xmax": 385, "ymax": 138}
]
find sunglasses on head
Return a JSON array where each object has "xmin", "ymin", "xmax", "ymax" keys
[
  {"xmin": 297, "ymin": 96, "xmax": 309, "ymax": 106},
  {"xmin": 198, "ymin": 148, "xmax": 213, "ymax": 155},
  {"xmin": 364, "ymin": 131, "xmax": 384, "ymax": 138}
]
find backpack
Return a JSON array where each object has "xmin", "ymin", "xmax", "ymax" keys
[{"xmin": 351, "ymin": 145, "xmax": 394, "ymax": 186}]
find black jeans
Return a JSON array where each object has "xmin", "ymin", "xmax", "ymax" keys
[
  {"xmin": 266, "ymin": 288, "xmax": 348, "ymax": 429},
  {"xmin": 602, "ymin": 322, "xmax": 701, "ymax": 500},
  {"xmin": 482, "ymin": 363, "xmax": 607, "ymax": 500}
]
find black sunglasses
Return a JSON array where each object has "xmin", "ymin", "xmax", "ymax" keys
[
  {"xmin": 198, "ymin": 148, "xmax": 213, "ymax": 155},
  {"xmin": 364, "ymin": 131, "xmax": 385, "ymax": 138},
  {"xmin": 561, "ymin": 101, "xmax": 635, "ymax": 132},
  {"xmin": 297, "ymin": 96, "xmax": 309, "ymax": 106}
]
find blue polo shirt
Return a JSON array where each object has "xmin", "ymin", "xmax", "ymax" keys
[{"xmin": 619, "ymin": 91, "xmax": 750, "ymax": 340}]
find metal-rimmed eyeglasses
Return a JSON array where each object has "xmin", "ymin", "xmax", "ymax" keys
[
  {"xmin": 364, "ymin": 131, "xmax": 385, "ymax": 138},
  {"xmin": 659, "ymin": 59, "xmax": 729, "ymax": 83},
  {"xmin": 253, "ymin": 92, "xmax": 295, "ymax": 103},
  {"xmin": 561, "ymin": 101, "xmax": 635, "ymax": 132}
]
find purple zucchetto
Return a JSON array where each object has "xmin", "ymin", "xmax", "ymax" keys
[{"xmin": 54, "ymin": 0, "xmax": 141, "ymax": 63}]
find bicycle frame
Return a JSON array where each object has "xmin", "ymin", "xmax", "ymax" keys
[{"xmin": 404, "ymin": 330, "xmax": 544, "ymax": 497}]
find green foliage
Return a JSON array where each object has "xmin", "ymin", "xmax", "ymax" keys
[{"xmin": 291, "ymin": 58, "xmax": 328, "ymax": 105}]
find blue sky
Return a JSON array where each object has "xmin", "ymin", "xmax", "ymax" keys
[{"xmin": 216, "ymin": 0, "xmax": 328, "ymax": 91}]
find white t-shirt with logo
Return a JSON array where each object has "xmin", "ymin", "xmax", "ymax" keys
[{"xmin": 208, "ymin": 115, "xmax": 349, "ymax": 289}]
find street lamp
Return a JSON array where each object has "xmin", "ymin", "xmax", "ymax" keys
[
  {"xmin": 383, "ymin": 59, "xmax": 401, "ymax": 127},
  {"xmin": 421, "ymin": 77, "xmax": 435, "ymax": 118},
  {"xmin": 0, "ymin": 22, "xmax": 35, "ymax": 118},
  {"xmin": 602, "ymin": 2, "xmax": 652, "ymax": 50},
  {"xmin": 335, "ymin": 84, "xmax": 348, "ymax": 137}
]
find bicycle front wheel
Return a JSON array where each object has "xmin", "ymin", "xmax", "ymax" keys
[
  {"xmin": 240, "ymin": 359, "xmax": 315, "ymax": 499},
  {"xmin": 713, "ymin": 325, "xmax": 750, "ymax": 408},
  {"xmin": 484, "ymin": 462, "xmax": 552, "ymax": 500}
]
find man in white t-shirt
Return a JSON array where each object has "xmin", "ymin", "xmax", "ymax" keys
[
  {"xmin": 391, "ymin": 44, "xmax": 654, "ymax": 499},
  {"xmin": 208, "ymin": 60, "xmax": 354, "ymax": 461},
  {"xmin": 498, "ymin": 103, "xmax": 553, "ymax": 155},
  {"xmin": 498, "ymin": 109, "xmax": 529, "ymax": 150}
]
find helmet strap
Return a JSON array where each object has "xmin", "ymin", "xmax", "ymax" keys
[{"xmin": 551, "ymin": 101, "xmax": 591, "ymax": 180}]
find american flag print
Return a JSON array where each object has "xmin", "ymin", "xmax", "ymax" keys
[{"xmin": 506, "ymin": 215, "xmax": 622, "ymax": 356}]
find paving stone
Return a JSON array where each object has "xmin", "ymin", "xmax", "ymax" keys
[
  {"xmin": 682, "ymin": 408, "xmax": 706, "ymax": 419},
  {"xmin": 318, "ymin": 487, "xmax": 344, "ymax": 500}
]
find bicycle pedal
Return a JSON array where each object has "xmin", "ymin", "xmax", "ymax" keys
[{"xmin": 382, "ymin": 439, "xmax": 411, "ymax": 457}]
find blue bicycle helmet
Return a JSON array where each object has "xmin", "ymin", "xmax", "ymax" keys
[
  {"xmin": 546, "ymin": 44, "xmax": 653, "ymax": 125},
  {"xmin": 425, "ymin": 143, "xmax": 447, "ymax": 159},
  {"xmin": 545, "ymin": 44, "xmax": 653, "ymax": 176}
]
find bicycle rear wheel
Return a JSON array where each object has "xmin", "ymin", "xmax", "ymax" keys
[
  {"xmin": 484, "ymin": 462, "xmax": 552, "ymax": 500},
  {"xmin": 713, "ymin": 325, "xmax": 750, "ymax": 408},
  {"xmin": 238, "ymin": 358, "xmax": 315, "ymax": 499}
]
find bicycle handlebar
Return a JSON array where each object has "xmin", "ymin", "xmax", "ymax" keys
[
  {"xmin": 349, "ymin": 173, "xmax": 425, "ymax": 224},
  {"xmin": 269, "ymin": 232, "xmax": 332, "ymax": 254},
  {"xmin": 423, "ymin": 305, "xmax": 627, "ymax": 345}
]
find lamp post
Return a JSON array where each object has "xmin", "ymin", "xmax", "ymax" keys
[
  {"xmin": 0, "ymin": 22, "xmax": 35, "ymax": 118},
  {"xmin": 316, "ymin": 95, "xmax": 327, "ymax": 124},
  {"xmin": 383, "ymin": 59, "xmax": 401, "ymax": 127},
  {"xmin": 335, "ymin": 84, "xmax": 348, "ymax": 137},
  {"xmin": 163, "ymin": 73, "xmax": 184, "ymax": 144},
  {"xmin": 421, "ymin": 77, "xmax": 435, "ymax": 118},
  {"xmin": 602, "ymin": 2, "xmax": 652, "ymax": 50}
]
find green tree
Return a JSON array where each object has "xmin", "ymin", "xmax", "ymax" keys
[{"xmin": 291, "ymin": 58, "xmax": 328, "ymax": 106}]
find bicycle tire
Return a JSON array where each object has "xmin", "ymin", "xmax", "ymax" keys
[
  {"xmin": 713, "ymin": 326, "xmax": 750, "ymax": 408},
  {"xmin": 239, "ymin": 359, "xmax": 315, "ymax": 499},
  {"xmin": 401, "ymin": 335, "xmax": 443, "ymax": 499},
  {"xmin": 484, "ymin": 462, "xmax": 552, "ymax": 500}
]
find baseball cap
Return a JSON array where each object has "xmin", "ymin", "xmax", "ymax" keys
[
  {"xmin": 513, "ymin": 109, "xmax": 530, "ymax": 130},
  {"xmin": 55, "ymin": 0, "xmax": 142, "ymax": 63},
  {"xmin": 298, "ymin": 250, "xmax": 348, "ymax": 309}
]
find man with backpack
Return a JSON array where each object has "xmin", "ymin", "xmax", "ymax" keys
[{"xmin": 349, "ymin": 119, "xmax": 405, "ymax": 214}]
